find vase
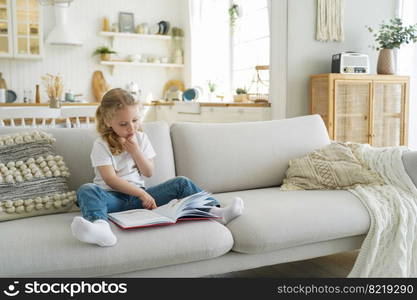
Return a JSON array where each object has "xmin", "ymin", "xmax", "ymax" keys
[
  {"xmin": 377, "ymin": 49, "xmax": 395, "ymax": 75},
  {"xmin": 208, "ymin": 93, "xmax": 217, "ymax": 102},
  {"xmin": 49, "ymin": 97, "xmax": 61, "ymax": 108}
]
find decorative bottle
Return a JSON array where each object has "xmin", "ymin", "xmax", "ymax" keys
[{"xmin": 35, "ymin": 84, "xmax": 41, "ymax": 104}]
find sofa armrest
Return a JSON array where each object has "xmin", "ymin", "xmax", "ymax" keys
[{"xmin": 402, "ymin": 151, "xmax": 417, "ymax": 188}]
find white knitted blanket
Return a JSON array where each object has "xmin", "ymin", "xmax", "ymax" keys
[{"xmin": 347, "ymin": 144, "xmax": 417, "ymax": 277}]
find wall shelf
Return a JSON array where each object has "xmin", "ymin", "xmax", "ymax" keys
[
  {"xmin": 100, "ymin": 31, "xmax": 174, "ymax": 40},
  {"xmin": 100, "ymin": 61, "xmax": 184, "ymax": 67},
  {"xmin": 100, "ymin": 60, "xmax": 184, "ymax": 74},
  {"xmin": 99, "ymin": 31, "xmax": 182, "ymax": 47}
]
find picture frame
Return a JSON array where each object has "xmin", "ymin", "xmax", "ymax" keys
[{"xmin": 119, "ymin": 12, "xmax": 135, "ymax": 33}]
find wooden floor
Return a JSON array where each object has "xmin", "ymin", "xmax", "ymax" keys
[{"xmin": 207, "ymin": 250, "xmax": 359, "ymax": 278}]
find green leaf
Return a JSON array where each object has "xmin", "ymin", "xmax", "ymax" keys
[{"xmin": 368, "ymin": 18, "xmax": 417, "ymax": 49}]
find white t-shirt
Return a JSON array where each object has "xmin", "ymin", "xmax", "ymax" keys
[{"xmin": 90, "ymin": 131, "xmax": 156, "ymax": 190}]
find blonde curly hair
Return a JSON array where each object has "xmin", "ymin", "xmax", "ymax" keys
[{"xmin": 96, "ymin": 88, "xmax": 142, "ymax": 155}]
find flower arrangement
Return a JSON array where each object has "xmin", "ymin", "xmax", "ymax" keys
[
  {"xmin": 41, "ymin": 73, "xmax": 63, "ymax": 101},
  {"xmin": 366, "ymin": 17, "xmax": 417, "ymax": 50}
]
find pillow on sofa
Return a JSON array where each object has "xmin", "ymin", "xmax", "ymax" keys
[
  {"xmin": 0, "ymin": 131, "xmax": 77, "ymax": 221},
  {"xmin": 281, "ymin": 142, "xmax": 384, "ymax": 190}
]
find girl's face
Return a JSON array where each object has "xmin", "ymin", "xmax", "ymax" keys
[{"xmin": 109, "ymin": 105, "xmax": 140, "ymax": 138}]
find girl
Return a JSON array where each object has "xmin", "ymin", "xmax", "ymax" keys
[{"xmin": 71, "ymin": 88, "xmax": 244, "ymax": 247}]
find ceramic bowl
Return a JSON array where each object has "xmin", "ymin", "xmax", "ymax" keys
[{"xmin": 182, "ymin": 88, "xmax": 197, "ymax": 101}]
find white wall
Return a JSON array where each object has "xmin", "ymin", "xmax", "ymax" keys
[
  {"xmin": 282, "ymin": 0, "xmax": 396, "ymax": 117},
  {"xmin": 269, "ymin": 0, "xmax": 287, "ymax": 120},
  {"xmin": 0, "ymin": 0, "xmax": 186, "ymax": 103}
]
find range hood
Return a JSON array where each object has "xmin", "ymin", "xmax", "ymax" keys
[{"xmin": 45, "ymin": 3, "xmax": 82, "ymax": 46}]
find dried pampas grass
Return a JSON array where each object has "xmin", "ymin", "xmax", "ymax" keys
[{"xmin": 41, "ymin": 73, "xmax": 63, "ymax": 100}]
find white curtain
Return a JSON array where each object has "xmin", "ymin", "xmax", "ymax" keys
[
  {"xmin": 398, "ymin": 0, "xmax": 417, "ymax": 149},
  {"xmin": 187, "ymin": 0, "xmax": 231, "ymax": 98}
]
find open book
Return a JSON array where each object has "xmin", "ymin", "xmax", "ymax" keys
[{"xmin": 108, "ymin": 191, "xmax": 219, "ymax": 229}]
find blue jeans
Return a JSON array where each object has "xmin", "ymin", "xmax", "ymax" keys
[{"xmin": 76, "ymin": 176, "xmax": 220, "ymax": 222}]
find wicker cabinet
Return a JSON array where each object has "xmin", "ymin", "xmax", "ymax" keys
[{"xmin": 310, "ymin": 73, "xmax": 409, "ymax": 147}]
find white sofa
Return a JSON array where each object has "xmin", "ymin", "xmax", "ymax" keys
[{"xmin": 0, "ymin": 115, "xmax": 374, "ymax": 277}]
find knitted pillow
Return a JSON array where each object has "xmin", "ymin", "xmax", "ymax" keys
[
  {"xmin": 0, "ymin": 131, "xmax": 77, "ymax": 221},
  {"xmin": 281, "ymin": 142, "xmax": 384, "ymax": 191}
]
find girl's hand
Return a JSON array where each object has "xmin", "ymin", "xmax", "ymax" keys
[
  {"xmin": 119, "ymin": 134, "xmax": 140, "ymax": 155},
  {"xmin": 138, "ymin": 190, "xmax": 157, "ymax": 210}
]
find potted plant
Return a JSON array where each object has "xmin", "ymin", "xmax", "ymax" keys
[
  {"xmin": 234, "ymin": 87, "xmax": 249, "ymax": 102},
  {"xmin": 207, "ymin": 80, "xmax": 217, "ymax": 102},
  {"xmin": 229, "ymin": 3, "xmax": 242, "ymax": 32},
  {"xmin": 366, "ymin": 18, "xmax": 417, "ymax": 74},
  {"xmin": 92, "ymin": 46, "xmax": 117, "ymax": 61}
]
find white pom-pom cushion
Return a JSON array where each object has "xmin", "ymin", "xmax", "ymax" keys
[{"xmin": 0, "ymin": 131, "xmax": 78, "ymax": 221}]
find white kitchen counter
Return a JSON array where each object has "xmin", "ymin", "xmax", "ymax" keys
[{"xmin": 0, "ymin": 102, "xmax": 272, "ymax": 126}]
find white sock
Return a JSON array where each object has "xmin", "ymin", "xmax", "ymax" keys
[
  {"xmin": 71, "ymin": 216, "xmax": 117, "ymax": 247},
  {"xmin": 210, "ymin": 197, "xmax": 244, "ymax": 224}
]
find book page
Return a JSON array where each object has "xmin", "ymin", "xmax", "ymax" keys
[
  {"xmin": 108, "ymin": 209, "xmax": 174, "ymax": 228},
  {"xmin": 176, "ymin": 207, "xmax": 217, "ymax": 219},
  {"xmin": 153, "ymin": 191, "xmax": 217, "ymax": 220},
  {"xmin": 152, "ymin": 199, "xmax": 181, "ymax": 220}
]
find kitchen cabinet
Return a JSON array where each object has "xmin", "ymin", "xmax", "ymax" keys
[
  {"xmin": 0, "ymin": 0, "xmax": 43, "ymax": 59},
  {"xmin": 310, "ymin": 73, "xmax": 409, "ymax": 147},
  {"xmin": 152, "ymin": 103, "xmax": 272, "ymax": 125}
]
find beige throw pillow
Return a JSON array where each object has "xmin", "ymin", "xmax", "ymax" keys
[
  {"xmin": 281, "ymin": 142, "xmax": 384, "ymax": 191},
  {"xmin": 0, "ymin": 131, "xmax": 77, "ymax": 221}
]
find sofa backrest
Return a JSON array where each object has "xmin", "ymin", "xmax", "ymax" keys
[
  {"xmin": 0, "ymin": 121, "xmax": 176, "ymax": 191},
  {"xmin": 170, "ymin": 115, "xmax": 330, "ymax": 193}
]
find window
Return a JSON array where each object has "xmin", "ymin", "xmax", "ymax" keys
[
  {"xmin": 189, "ymin": 0, "xmax": 270, "ymax": 101},
  {"xmin": 232, "ymin": 0, "xmax": 270, "ymax": 100},
  {"xmin": 188, "ymin": 0, "xmax": 230, "ymax": 99}
]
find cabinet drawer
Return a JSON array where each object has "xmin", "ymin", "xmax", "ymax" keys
[
  {"xmin": 174, "ymin": 112, "xmax": 202, "ymax": 122},
  {"xmin": 152, "ymin": 105, "xmax": 271, "ymax": 123}
]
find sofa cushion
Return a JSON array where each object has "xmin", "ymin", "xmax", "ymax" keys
[
  {"xmin": 402, "ymin": 151, "xmax": 417, "ymax": 188},
  {"xmin": 0, "ymin": 121, "xmax": 175, "ymax": 191},
  {"xmin": 170, "ymin": 115, "xmax": 330, "ymax": 193},
  {"xmin": 214, "ymin": 188, "xmax": 370, "ymax": 254},
  {"xmin": 0, "ymin": 212, "xmax": 233, "ymax": 276},
  {"xmin": 142, "ymin": 121, "xmax": 176, "ymax": 188},
  {"xmin": 0, "ymin": 130, "xmax": 76, "ymax": 221},
  {"xmin": 281, "ymin": 142, "xmax": 384, "ymax": 190}
]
